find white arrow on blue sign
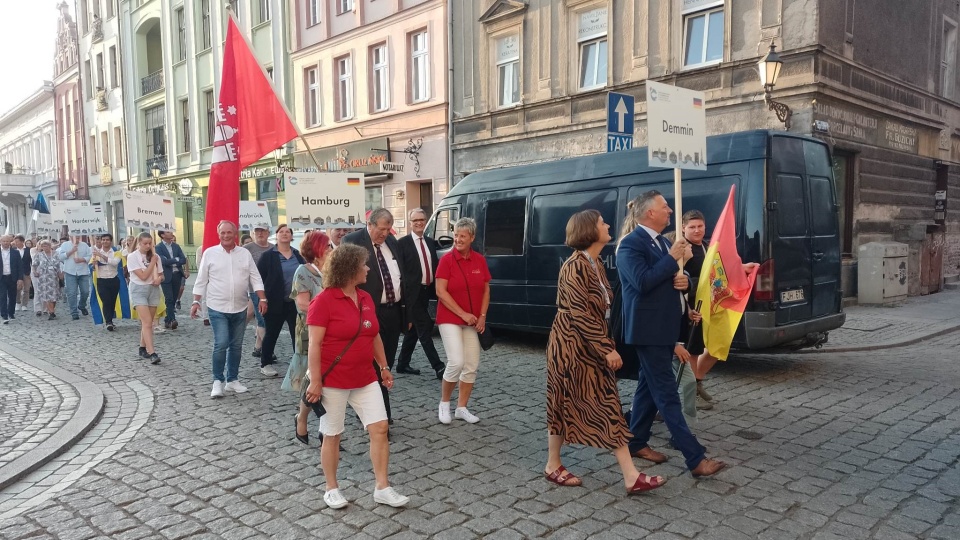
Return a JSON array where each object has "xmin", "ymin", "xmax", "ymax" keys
[{"xmin": 607, "ymin": 92, "xmax": 634, "ymax": 135}]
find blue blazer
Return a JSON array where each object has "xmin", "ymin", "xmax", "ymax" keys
[
  {"xmin": 155, "ymin": 241, "xmax": 187, "ymax": 284},
  {"xmin": 616, "ymin": 228, "xmax": 687, "ymax": 347}
]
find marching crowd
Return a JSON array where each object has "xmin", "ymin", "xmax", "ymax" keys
[{"xmin": 0, "ymin": 190, "xmax": 736, "ymax": 511}]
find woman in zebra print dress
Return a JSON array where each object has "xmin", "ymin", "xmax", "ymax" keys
[{"xmin": 545, "ymin": 210, "xmax": 666, "ymax": 494}]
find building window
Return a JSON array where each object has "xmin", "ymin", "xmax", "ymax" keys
[
  {"xmin": 204, "ymin": 90, "xmax": 215, "ymax": 147},
  {"xmin": 89, "ymin": 134, "xmax": 98, "ymax": 172},
  {"xmin": 144, "ymin": 104, "xmax": 166, "ymax": 164},
  {"xmin": 180, "ymin": 99, "xmax": 191, "ymax": 153},
  {"xmin": 114, "ymin": 126, "xmax": 124, "ymax": 167},
  {"xmin": 100, "ymin": 131, "xmax": 109, "ymax": 166},
  {"xmin": 336, "ymin": 56, "xmax": 353, "ymax": 120},
  {"xmin": 96, "ymin": 53, "xmax": 105, "ymax": 89},
  {"xmin": 365, "ymin": 185, "xmax": 383, "ymax": 211},
  {"xmin": 79, "ymin": 0, "xmax": 89, "ymax": 34},
  {"xmin": 371, "ymin": 44, "xmax": 389, "ymax": 112},
  {"xmin": 109, "ymin": 46, "xmax": 119, "ymax": 88},
  {"xmin": 266, "ymin": 67, "xmax": 274, "ymax": 80},
  {"xmin": 176, "ymin": 8, "xmax": 187, "ymax": 61},
  {"xmin": 305, "ymin": 67, "xmax": 320, "ymax": 126},
  {"xmin": 307, "ymin": 0, "xmax": 320, "ymax": 26},
  {"xmin": 84, "ymin": 60, "xmax": 93, "ymax": 96},
  {"xmin": 410, "ymin": 31, "xmax": 429, "ymax": 102},
  {"xmin": 943, "ymin": 19, "xmax": 958, "ymax": 99},
  {"xmin": 683, "ymin": 1, "xmax": 724, "ymax": 67},
  {"xmin": 496, "ymin": 34, "xmax": 520, "ymax": 107},
  {"xmin": 576, "ymin": 8, "xmax": 608, "ymax": 90},
  {"xmin": 258, "ymin": 0, "xmax": 272, "ymax": 23},
  {"xmin": 338, "ymin": 0, "xmax": 354, "ymax": 14},
  {"xmin": 106, "ymin": 0, "xmax": 115, "ymax": 19},
  {"xmin": 200, "ymin": 0, "xmax": 212, "ymax": 50}
]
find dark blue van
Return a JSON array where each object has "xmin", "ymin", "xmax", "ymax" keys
[{"xmin": 425, "ymin": 130, "xmax": 845, "ymax": 350}]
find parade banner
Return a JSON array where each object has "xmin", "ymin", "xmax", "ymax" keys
[
  {"xmin": 36, "ymin": 213, "xmax": 58, "ymax": 235},
  {"xmin": 239, "ymin": 200, "xmax": 273, "ymax": 231},
  {"xmin": 283, "ymin": 172, "xmax": 365, "ymax": 229},
  {"xmin": 122, "ymin": 190, "xmax": 177, "ymax": 231},
  {"xmin": 50, "ymin": 200, "xmax": 109, "ymax": 234}
]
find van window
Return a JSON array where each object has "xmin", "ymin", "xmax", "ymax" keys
[
  {"xmin": 777, "ymin": 175, "xmax": 807, "ymax": 237},
  {"xmin": 808, "ymin": 176, "xmax": 837, "ymax": 236},
  {"xmin": 531, "ymin": 190, "xmax": 617, "ymax": 245},
  {"xmin": 485, "ymin": 198, "xmax": 525, "ymax": 255},
  {"xmin": 627, "ymin": 176, "xmax": 741, "ymax": 239},
  {"xmin": 426, "ymin": 207, "xmax": 459, "ymax": 240}
]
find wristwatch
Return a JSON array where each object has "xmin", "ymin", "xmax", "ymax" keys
[
  {"xmin": 192, "ymin": 300, "xmax": 201, "ymax": 306},
  {"xmin": 379, "ymin": 365, "xmax": 389, "ymax": 372}
]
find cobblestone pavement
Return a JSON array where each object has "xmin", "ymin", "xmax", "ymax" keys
[{"xmin": 0, "ymin": 308, "xmax": 958, "ymax": 539}]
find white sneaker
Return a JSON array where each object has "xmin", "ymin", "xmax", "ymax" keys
[
  {"xmin": 438, "ymin": 402, "xmax": 451, "ymax": 424},
  {"xmin": 373, "ymin": 486, "xmax": 409, "ymax": 508},
  {"xmin": 224, "ymin": 380, "xmax": 248, "ymax": 393},
  {"xmin": 260, "ymin": 365, "xmax": 278, "ymax": 377},
  {"xmin": 455, "ymin": 407, "xmax": 480, "ymax": 424},
  {"xmin": 210, "ymin": 380, "xmax": 224, "ymax": 398},
  {"xmin": 323, "ymin": 489, "xmax": 348, "ymax": 509}
]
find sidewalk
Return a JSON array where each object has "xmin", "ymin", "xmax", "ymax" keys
[{"xmin": 806, "ymin": 288, "xmax": 960, "ymax": 353}]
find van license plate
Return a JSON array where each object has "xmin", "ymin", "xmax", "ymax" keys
[{"xmin": 780, "ymin": 289, "xmax": 805, "ymax": 303}]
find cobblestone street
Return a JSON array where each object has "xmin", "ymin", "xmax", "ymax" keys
[{"xmin": 1, "ymin": 302, "xmax": 959, "ymax": 539}]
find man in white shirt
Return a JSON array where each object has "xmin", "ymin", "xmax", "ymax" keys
[{"xmin": 191, "ymin": 220, "xmax": 268, "ymax": 398}]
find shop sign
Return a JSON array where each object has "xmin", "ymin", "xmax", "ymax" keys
[
  {"xmin": 380, "ymin": 162, "xmax": 405, "ymax": 173},
  {"xmin": 240, "ymin": 165, "xmax": 282, "ymax": 179},
  {"xmin": 813, "ymin": 100, "xmax": 920, "ymax": 155},
  {"xmin": 295, "ymin": 137, "xmax": 390, "ymax": 174}
]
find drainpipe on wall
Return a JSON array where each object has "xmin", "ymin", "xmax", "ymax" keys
[{"xmin": 446, "ymin": 0, "xmax": 455, "ymax": 192}]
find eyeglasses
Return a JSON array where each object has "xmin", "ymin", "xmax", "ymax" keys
[{"xmin": 411, "ymin": 219, "xmax": 426, "ymax": 223}]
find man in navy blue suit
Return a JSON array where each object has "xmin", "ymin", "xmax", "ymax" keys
[
  {"xmin": 616, "ymin": 190, "xmax": 726, "ymax": 478},
  {"xmin": 156, "ymin": 230, "xmax": 188, "ymax": 329},
  {"xmin": 0, "ymin": 235, "xmax": 23, "ymax": 324}
]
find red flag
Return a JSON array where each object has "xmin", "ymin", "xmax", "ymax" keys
[{"xmin": 203, "ymin": 16, "xmax": 297, "ymax": 251}]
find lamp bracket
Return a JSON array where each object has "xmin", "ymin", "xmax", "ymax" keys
[{"xmin": 764, "ymin": 92, "xmax": 792, "ymax": 130}]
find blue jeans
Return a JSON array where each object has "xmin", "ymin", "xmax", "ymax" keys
[
  {"xmin": 627, "ymin": 345, "xmax": 706, "ymax": 471},
  {"xmin": 248, "ymin": 292, "xmax": 265, "ymax": 327},
  {"xmin": 209, "ymin": 308, "xmax": 247, "ymax": 383},
  {"xmin": 64, "ymin": 273, "xmax": 91, "ymax": 317}
]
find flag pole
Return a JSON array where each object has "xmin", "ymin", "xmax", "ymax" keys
[
  {"xmin": 224, "ymin": 7, "xmax": 323, "ymax": 171},
  {"xmin": 674, "ymin": 167, "xmax": 683, "ymax": 273},
  {"xmin": 677, "ymin": 300, "xmax": 703, "ymax": 389}
]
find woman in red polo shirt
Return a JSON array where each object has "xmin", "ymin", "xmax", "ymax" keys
[
  {"xmin": 435, "ymin": 217, "xmax": 491, "ymax": 425},
  {"xmin": 304, "ymin": 244, "xmax": 409, "ymax": 510}
]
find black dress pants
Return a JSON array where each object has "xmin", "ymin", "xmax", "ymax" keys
[
  {"xmin": 97, "ymin": 277, "xmax": 120, "ymax": 323},
  {"xmin": 0, "ymin": 275, "xmax": 17, "ymax": 319},
  {"xmin": 375, "ymin": 302, "xmax": 403, "ymax": 419},
  {"xmin": 261, "ymin": 300, "xmax": 298, "ymax": 367},
  {"xmin": 398, "ymin": 286, "xmax": 443, "ymax": 371}
]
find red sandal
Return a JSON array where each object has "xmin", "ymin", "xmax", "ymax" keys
[
  {"xmin": 544, "ymin": 465, "xmax": 582, "ymax": 487},
  {"xmin": 627, "ymin": 473, "xmax": 667, "ymax": 494}
]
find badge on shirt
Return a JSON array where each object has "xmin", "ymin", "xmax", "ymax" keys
[{"xmin": 363, "ymin": 320, "xmax": 372, "ymax": 329}]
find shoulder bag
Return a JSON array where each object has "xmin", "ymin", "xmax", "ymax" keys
[
  {"xmin": 301, "ymin": 297, "xmax": 365, "ymax": 417},
  {"xmin": 455, "ymin": 257, "xmax": 495, "ymax": 351}
]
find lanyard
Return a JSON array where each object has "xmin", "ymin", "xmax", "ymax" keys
[{"xmin": 581, "ymin": 252, "xmax": 611, "ymax": 309}]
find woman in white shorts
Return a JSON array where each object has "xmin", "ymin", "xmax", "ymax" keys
[
  {"xmin": 126, "ymin": 232, "xmax": 163, "ymax": 365},
  {"xmin": 303, "ymin": 244, "xmax": 409, "ymax": 510}
]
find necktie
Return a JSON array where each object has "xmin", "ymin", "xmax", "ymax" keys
[
  {"xmin": 656, "ymin": 235, "xmax": 669, "ymax": 254},
  {"xmin": 375, "ymin": 244, "xmax": 396, "ymax": 304},
  {"xmin": 419, "ymin": 237, "xmax": 431, "ymax": 286}
]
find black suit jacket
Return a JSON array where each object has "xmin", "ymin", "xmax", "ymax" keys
[
  {"xmin": 155, "ymin": 241, "xmax": 188, "ymax": 284},
  {"xmin": 256, "ymin": 246, "xmax": 306, "ymax": 305},
  {"xmin": 18, "ymin": 249, "xmax": 31, "ymax": 278},
  {"xmin": 342, "ymin": 228, "xmax": 405, "ymax": 308},
  {"xmin": 0, "ymin": 248, "xmax": 22, "ymax": 281},
  {"xmin": 397, "ymin": 233, "xmax": 439, "ymax": 321}
]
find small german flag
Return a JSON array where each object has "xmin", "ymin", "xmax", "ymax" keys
[
  {"xmin": 347, "ymin": 177, "xmax": 361, "ymax": 186},
  {"xmin": 162, "ymin": 198, "xmax": 173, "ymax": 204},
  {"xmin": 693, "ymin": 97, "xmax": 703, "ymax": 108}
]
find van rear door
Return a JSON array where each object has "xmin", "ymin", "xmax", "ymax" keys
[{"xmin": 769, "ymin": 137, "xmax": 841, "ymax": 325}]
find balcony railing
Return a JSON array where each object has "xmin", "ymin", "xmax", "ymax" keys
[
  {"xmin": 141, "ymin": 70, "xmax": 164, "ymax": 96},
  {"xmin": 92, "ymin": 16, "xmax": 103, "ymax": 42},
  {"xmin": 145, "ymin": 155, "xmax": 168, "ymax": 176}
]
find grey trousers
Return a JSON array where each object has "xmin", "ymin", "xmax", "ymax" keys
[{"xmin": 672, "ymin": 357, "xmax": 698, "ymax": 426}]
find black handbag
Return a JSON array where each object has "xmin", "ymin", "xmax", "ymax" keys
[
  {"xmin": 301, "ymin": 298, "xmax": 365, "ymax": 417},
  {"xmin": 455, "ymin": 257, "xmax": 495, "ymax": 351},
  {"xmin": 610, "ymin": 278, "xmax": 639, "ymax": 380}
]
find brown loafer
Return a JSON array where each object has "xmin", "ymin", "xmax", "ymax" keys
[
  {"xmin": 631, "ymin": 446, "xmax": 667, "ymax": 464},
  {"xmin": 691, "ymin": 458, "xmax": 727, "ymax": 478}
]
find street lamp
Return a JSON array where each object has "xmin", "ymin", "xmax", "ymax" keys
[
  {"xmin": 757, "ymin": 43, "xmax": 792, "ymax": 129},
  {"xmin": 151, "ymin": 161, "xmax": 162, "ymax": 180},
  {"xmin": 274, "ymin": 147, "xmax": 286, "ymax": 171},
  {"xmin": 69, "ymin": 181, "xmax": 78, "ymax": 193}
]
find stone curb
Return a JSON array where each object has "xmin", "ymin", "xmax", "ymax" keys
[
  {"xmin": 795, "ymin": 323, "xmax": 960, "ymax": 354},
  {"xmin": 0, "ymin": 342, "xmax": 105, "ymax": 491}
]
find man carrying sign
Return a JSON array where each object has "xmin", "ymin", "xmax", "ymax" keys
[{"xmin": 57, "ymin": 235, "xmax": 92, "ymax": 320}]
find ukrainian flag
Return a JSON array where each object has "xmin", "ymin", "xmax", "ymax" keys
[{"xmin": 89, "ymin": 250, "xmax": 165, "ymax": 324}]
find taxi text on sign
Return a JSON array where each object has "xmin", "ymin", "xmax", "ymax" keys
[
  {"xmin": 646, "ymin": 80, "xmax": 707, "ymax": 171},
  {"xmin": 606, "ymin": 92, "xmax": 634, "ymax": 153}
]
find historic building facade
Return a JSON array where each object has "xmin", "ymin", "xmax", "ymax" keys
[
  {"xmin": 76, "ymin": 0, "xmax": 129, "ymax": 238},
  {"xmin": 118, "ymin": 0, "xmax": 291, "ymax": 255},
  {"xmin": 0, "ymin": 84, "xmax": 57, "ymax": 235},
  {"xmin": 290, "ymin": 0, "xmax": 449, "ymax": 235},
  {"xmin": 450, "ymin": 0, "xmax": 960, "ymax": 297},
  {"xmin": 52, "ymin": 1, "xmax": 88, "ymax": 210}
]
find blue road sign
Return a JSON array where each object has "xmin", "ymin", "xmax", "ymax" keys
[
  {"xmin": 607, "ymin": 135, "xmax": 633, "ymax": 152},
  {"xmin": 607, "ymin": 92, "xmax": 634, "ymax": 135}
]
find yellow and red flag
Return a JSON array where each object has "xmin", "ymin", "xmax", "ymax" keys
[{"xmin": 695, "ymin": 185, "xmax": 758, "ymax": 360}]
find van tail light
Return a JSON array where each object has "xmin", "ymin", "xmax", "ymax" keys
[{"xmin": 753, "ymin": 259, "xmax": 775, "ymax": 302}]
